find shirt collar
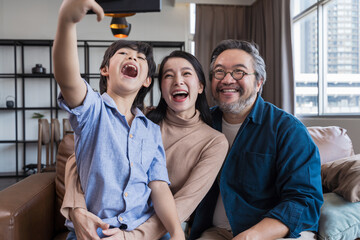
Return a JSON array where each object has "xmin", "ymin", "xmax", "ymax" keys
[
  {"xmin": 246, "ymin": 94, "xmax": 265, "ymax": 125},
  {"xmin": 102, "ymin": 92, "xmax": 149, "ymax": 127}
]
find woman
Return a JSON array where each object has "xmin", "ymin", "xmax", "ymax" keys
[{"xmin": 61, "ymin": 51, "xmax": 229, "ymax": 239}]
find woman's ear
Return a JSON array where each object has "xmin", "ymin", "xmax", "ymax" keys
[
  {"xmin": 198, "ymin": 82, "xmax": 204, "ymax": 94},
  {"xmin": 100, "ymin": 66, "xmax": 109, "ymax": 77}
]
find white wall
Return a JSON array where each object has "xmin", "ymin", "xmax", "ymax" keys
[{"xmin": 0, "ymin": 0, "xmax": 190, "ymax": 49}]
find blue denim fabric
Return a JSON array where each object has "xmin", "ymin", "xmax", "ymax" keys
[
  {"xmin": 66, "ymin": 230, "xmax": 76, "ymax": 240},
  {"xmin": 159, "ymin": 232, "xmax": 171, "ymax": 240}
]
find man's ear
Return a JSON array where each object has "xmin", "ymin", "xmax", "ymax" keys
[
  {"xmin": 100, "ymin": 66, "xmax": 109, "ymax": 77},
  {"xmin": 142, "ymin": 77, "xmax": 152, "ymax": 88},
  {"xmin": 256, "ymin": 78, "xmax": 264, "ymax": 92}
]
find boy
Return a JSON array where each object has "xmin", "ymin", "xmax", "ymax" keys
[{"xmin": 53, "ymin": 0, "xmax": 185, "ymax": 239}]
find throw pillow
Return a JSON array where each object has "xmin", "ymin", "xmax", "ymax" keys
[
  {"xmin": 321, "ymin": 154, "xmax": 360, "ymax": 202},
  {"xmin": 307, "ymin": 126, "xmax": 354, "ymax": 164},
  {"xmin": 318, "ymin": 193, "xmax": 360, "ymax": 240}
]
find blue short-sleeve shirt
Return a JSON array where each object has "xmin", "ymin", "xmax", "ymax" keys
[{"xmin": 58, "ymin": 80, "xmax": 169, "ymax": 232}]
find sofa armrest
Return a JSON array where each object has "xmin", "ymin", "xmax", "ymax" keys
[{"xmin": 0, "ymin": 172, "xmax": 56, "ymax": 240}]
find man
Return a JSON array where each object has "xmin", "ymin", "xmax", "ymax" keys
[{"xmin": 189, "ymin": 39, "xmax": 323, "ymax": 240}]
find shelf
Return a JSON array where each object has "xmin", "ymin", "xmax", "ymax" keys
[
  {"xmin": 18, "ymin": 73, "xmax": 54, "ymax": 78},
  {"xmin": 0, "ymin": 73, "xmax": 54, "ymax": 78},
  {"xmin": 0, "ymin": 140, "xmax": 37, "ymax": 144},
  {"xmin": 0, "ymin": 107, "xmax": 61, "ymax": 111},
  {"xmin": 0, "ymin": 73, "xmax": 16, "ymax": 78},
  {"xmin": 0, "ymin": 38, "xmax": 184, "ymax": 177},
  {"xmin": 0, "ymin": 73, "xmax": 100, "ymax": 78}
]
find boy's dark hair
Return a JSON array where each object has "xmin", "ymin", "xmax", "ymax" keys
[
  {"xmin": 99, "ymin": 40, "xmax": 156, "ymax": 111},
  {"xmin": 147, "ymin": 50, "xmax": 212, "ymax": 127}
]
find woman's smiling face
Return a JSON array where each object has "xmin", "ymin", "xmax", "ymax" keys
[{"xmin": 161, "ymin": 57, "xmax": 204, "ymax": 118}]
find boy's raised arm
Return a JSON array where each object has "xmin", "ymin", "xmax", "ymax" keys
[{"xmin": 53, "ymin": 0, "xmax": 104, "ymax": 108}]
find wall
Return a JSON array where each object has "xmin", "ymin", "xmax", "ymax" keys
[{"xmin": 0, "ymin": 0, "xmax": 190, "ymax": 48}]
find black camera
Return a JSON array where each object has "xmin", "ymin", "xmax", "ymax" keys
[{"xmin": 90, "ymin": 0, "xmax": 161, "ymax": 14}]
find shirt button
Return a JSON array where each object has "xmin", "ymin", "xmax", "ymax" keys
[
  {"xmin": 129, "ymin": 134, "xmax": 133, "ymax": 138},
  {"xmin": 130, "ymin": 162, "xmax": 134, "ymax": 167},
  {"xmin": 124, "ymin": 192, "xmax": 128, "ymax": 197},
  {"xmin": 119, "ymin": 217, "xmax": 123, "ymax": 221}
]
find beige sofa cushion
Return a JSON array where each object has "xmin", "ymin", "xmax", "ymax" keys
[
  {"xmin": 321, "ymin": 154, "xmax": 360, "ymax": 203},
  {"xmin": 307, "ymin": 126, "xmax": 355, "ymax": 164}
]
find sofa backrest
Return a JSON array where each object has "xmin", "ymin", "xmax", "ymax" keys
[
  {"xmin": 55, "ymin": 133, "xmax": 74, "ymax": 233},
  {"xmin": 307, "ymin": 126, "xmax": 355, "ymax": 164}
]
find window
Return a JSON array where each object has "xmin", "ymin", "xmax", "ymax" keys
[{"xmin": 292, "ymin": 0, "xmax": 360, "ymax": 115}]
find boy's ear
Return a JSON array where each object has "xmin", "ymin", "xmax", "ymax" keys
[
  {"xmin": 100, "ymin": 66, "xmax": 109, "ymax": 76},
  {"xmin": 142, "ymin": 77, "xmax": 152, "ymax": 88}
]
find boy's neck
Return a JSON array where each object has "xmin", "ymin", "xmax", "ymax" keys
[{"xmin": 107, "ymin": 91, "xmax": 136, "ymax": 126}]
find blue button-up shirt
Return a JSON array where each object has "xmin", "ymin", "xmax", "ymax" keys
[
  {"xmin": 58, "ymin": 81, "xmax": 169, "ymax": 233},
  {"xmin": 190, "ymin": 95, "xmax": 323, "ymax": 239}
]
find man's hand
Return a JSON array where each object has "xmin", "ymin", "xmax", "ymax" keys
[
  {"xmin": 232, "ymin": 229, "xmax": 261, "ymax": 240},
  {"xmin": 70, "ymin": 208, "xmax": 110, "ymax": 240},
  {"xmin": 232, "ymin": 218, "xmax": 289, "ymax": 240}
]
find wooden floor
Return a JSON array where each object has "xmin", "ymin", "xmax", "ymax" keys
[{"xmin": 0, "ymin": 177, "xmax": 26, "ymax": 191}]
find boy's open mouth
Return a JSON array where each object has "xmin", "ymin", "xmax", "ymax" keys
[
  {"xmin": 172, "ymin": 90, "xmax": 189, "ymax": 100},
  {"xmin": 122, "ymin": 64, "xmax": 138, "ymax": 78}
]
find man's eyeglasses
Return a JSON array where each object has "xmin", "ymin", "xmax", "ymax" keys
[{"xmin": 212, "ymin": 69, "xmax": 256, "ymax": 81}]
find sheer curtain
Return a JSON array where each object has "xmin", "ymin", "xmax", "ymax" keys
[{"xmin": 194, "ymin": 0, "xmax": 294, "ymax": 113}]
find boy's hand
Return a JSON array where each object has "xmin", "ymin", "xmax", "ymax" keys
[
  {"xmin": 101, "ymin": 228, "xmax": 125, "ymax": 239},
  {"xmin": 59, "ymin": 0, "xmax": 104, "ymax": 24},
  {"xmin": 70, "ymin": 207, "xmax": 110, "ymax": 240}
]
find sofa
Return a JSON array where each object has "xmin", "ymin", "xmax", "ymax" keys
[
  {"xmin": 0, "ymin": 126, "xmax": 360, "ymax": 240},
  {"xmin": 0, "ymin": 134, "xmax": 74, "ymax": 240}
]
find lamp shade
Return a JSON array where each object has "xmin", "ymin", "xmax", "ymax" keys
[
  {"xmin": 111, "ymin": 23, "xmax": 131, "ymax": 38},
  {"xmin": 110, "ymin": 17, "xmax": 129, "ymax": 29},
  {"xmin": 110, "ymin": 17, "xmax": 131, "ymax": 38}
]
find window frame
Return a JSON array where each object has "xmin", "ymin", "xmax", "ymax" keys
[{"xmin": 292, "ymin": 0, "xmax": 360, "ymax": 117}]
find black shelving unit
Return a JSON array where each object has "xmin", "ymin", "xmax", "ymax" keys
[{"xmin": 0, "ymin": 39, "xmax": 184, "ymax": 177}]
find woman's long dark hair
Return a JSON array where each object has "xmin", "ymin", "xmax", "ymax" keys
[{"xmin": 147, "ymin": 51, "xmax": 212, "ymax": 126}]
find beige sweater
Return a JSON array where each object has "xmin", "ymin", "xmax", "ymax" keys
[{"xmin": 61, "ymin": 109, "xmax": 228, "ymax": 240}]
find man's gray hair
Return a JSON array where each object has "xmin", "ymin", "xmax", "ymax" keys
[{"xmin": 209, "ymin": 39, "xmax": 266, "ymax": 94}]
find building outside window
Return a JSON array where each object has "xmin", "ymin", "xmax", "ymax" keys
[{"xmin": 292, "ymin": 0, "xmax": 360, "ymax": 115}]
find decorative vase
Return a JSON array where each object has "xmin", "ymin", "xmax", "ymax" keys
[{"xmin": 32, "ymin": 64, "xmax": 46, "ymax": 74}]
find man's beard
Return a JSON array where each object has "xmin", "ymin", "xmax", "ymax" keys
[{"xmin": 214, "ymin": 87, "xmax": 257, "ymax": 115}]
